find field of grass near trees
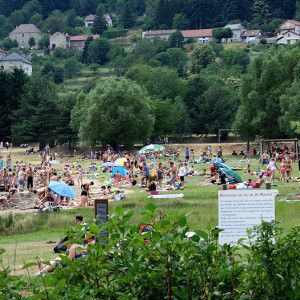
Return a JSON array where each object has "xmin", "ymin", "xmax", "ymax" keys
[{"xmin": 1, "ymin": 147, "xmax": 300, "ymax": 276}]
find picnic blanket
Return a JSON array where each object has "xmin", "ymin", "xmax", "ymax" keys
[{"xmin": 148, "ymin": 193, "xmax": 184, "ymax": 199}]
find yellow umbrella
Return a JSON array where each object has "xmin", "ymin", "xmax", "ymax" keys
[{"xmin": 115, "ymin": 157, "xmax": 127, "ymax": 166}]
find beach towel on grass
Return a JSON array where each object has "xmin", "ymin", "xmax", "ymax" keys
[{"xmin": 148, "ymin": 193, "xmax": 184, "ymax": 199}]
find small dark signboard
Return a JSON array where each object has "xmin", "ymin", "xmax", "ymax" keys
[
  {"xmin": 94, "ymin": 199, "xmax": 109, "ymax": 243},
  {"xmin": 94, "ymin": 199, "xmax": 108, "ymax": 224}
]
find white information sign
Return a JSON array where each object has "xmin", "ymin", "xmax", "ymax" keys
[{"xmin": 218, "ymin": 189, "xmax": 276, "ymax": 245}]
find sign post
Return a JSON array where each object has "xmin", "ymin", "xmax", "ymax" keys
[
  {"xmin": 218, "ymin": 189, "xmax": 276, "ymax": 245},
  {"xmin": 94, "ymin": 199, "xmax": 108, "ymax": 224},
  {"xmin": 94, "ymin": 199, "xmax": 109, "ymax": 243}
]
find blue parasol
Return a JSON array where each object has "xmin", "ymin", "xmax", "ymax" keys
[{"xmin": 49, "ymin": 181, "xmax": 76, "ymax": 198}]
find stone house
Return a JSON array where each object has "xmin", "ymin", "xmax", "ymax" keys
[
  {"xmin": 241, "ymin": 30, "xmax": 262, "ymax": 43},
  {"xmin": 50, "ymin": 32, "xmax": 70, "ymax": 50},
  {"xmin": 182, "ymin": 29, "xmax": 214, "ymax": 43},
  {"xmin": 0, "ymin": 52, "xmax": 32, "ymax": 75},
  {"xmin": 69, "ymin": 35, "xmax": 99, "ymax": 51},
  {"xmin": 9, "ymin": 24, "xmax": 41, "ymax": 49},
  {"xmin": 277, "ymin": 30, "xmax": 300, "ymax": 45},
  {"xmin": 84, "ymin": 14, "xmax": 113, "ymax": 27},
  {"xmin": 224, "ymin": 24, "xmax": 245, "ymax": 42},
  {"xmin": 279, "ymin": 20, "xmax": 300, "ymax": 35}
]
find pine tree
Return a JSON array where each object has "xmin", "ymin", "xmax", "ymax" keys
[
  {"xmin": 81, "ymin": 36, "xmax": 93, "ymax": 64},
  {"xmin": 296, "ymin": 0, "xmax": 300, "ymax": 20},
  {"xmin": 252, "ymin": 0, "xmax": 271, "ymax": 26},
  {"xmin": 91, "ymin": 5, "xmax": 108, "ymax": 34}
]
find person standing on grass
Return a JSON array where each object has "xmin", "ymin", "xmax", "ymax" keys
[
  {"xmin": 18, "ymin": 167, "xmax": 26, "ymax": 191},
  {"xmin": 76, "ymin": 165, "xmax": 84, "ymax": 186},
  {"xmin": 157, "ymin": 162, "xmax": 164, "ymax": 190},
  {"xmin": 178, "ymin": 163, "xmax": 187, "ymax": 190},
  {"xmin": 26, "ymin": 164, "xmax": 34, "ymax": 191},
  {"xmin": 141, "ymin": 162, "xmax": 150, "ymax": 187},
  {"xmin": 191, "ymin": 149, "xmax": 195, "ymax": 163},
  {"xmin": 217, "ymin": 146, "xmax": 223, "ymax": 157},
  {"xmin": 185, "ymin": 147, "xmax": 190, "ymax": 162},
  {"xmin": 268, "ymin": 158, "xmax": 277, "ymax": 182},
  {"xmin": 167, "ymin": 161, "xmax": 177, "ymax": 186},
  {"xmin": 285, "ymin": 160, "xmax": 292, "ymax": 181},
  {"xmin": 207, "ymin": 145, "xmax": 212, "ymax": 157}
]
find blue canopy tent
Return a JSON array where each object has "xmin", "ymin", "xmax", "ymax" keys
[{"xmin": 111, "ymin": 166, "xmax": 128, "ymax": 177}]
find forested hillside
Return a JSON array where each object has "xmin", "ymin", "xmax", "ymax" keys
[
  {"xmin": 0, "ymin": 0, "xmax": 300, "ymax": 147},
  {"xmin": 0, "ymin": 0, "xmax": 299, "ymax": 38}
]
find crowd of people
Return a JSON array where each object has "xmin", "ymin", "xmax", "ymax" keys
[
  {"xmin": 260, "ymin": 145, "xmax": 295, "ymax": 182},
  {"xmin": 0, "ymin": 143, "xmax": 299, "ymax": 210}
]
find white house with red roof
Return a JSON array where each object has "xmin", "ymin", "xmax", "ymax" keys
[{"xmin": 181, "ymin": 29, "xmax": 214, "ymax": 43}]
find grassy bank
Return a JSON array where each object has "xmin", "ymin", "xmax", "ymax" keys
[{"xmin": 0, "ymin": 147, "xmax": 300, "ymax": 274}]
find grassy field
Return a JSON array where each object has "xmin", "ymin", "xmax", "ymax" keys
[{"xmin": 0, "ymin": 146, "xmax": 300, "ymax": 274}]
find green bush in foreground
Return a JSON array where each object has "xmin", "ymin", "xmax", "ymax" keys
[{"xmin": 1, "ymin": 205, "xmax": 300, "ymax": 299}]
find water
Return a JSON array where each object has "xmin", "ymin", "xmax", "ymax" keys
[{"xmin": 0, "ymin": 191, "xmax": 35, "ymax": 209}]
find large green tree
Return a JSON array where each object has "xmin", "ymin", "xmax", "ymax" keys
[
  {"xmin": 234, "ymin": 47, "xmax": 300, "ymax": 140},
  {"xmin": 126, "ymin": 65, "xmax": 186, "ymax": 100},
  {"xmin": 87, "ymin": 38, "xmax": 111, "ymax": 65},
  {"xmin": 73, "ymin": 78, "xmax": 154, "ymax": 148},
  {"xmin": 169, "ymin": 31, "xmax": 184, "ymax": 48},
  {"xmin": 190, "ymin": 44, "xmax": 216, "ymax": 73},
  {"xmin": 155, "ymin": 47, "xmax": 187, "ymax": 75}
]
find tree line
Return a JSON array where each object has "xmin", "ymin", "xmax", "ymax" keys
[{"xmin": 1, "ymin": 40, "xmax": 299, "ymax": 149}]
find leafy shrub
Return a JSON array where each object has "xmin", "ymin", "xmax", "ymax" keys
[
  {"xmin": 2, "ymin": 206, "xmax": 300, "ymax": 299},
  {"xmin": 102, "ymin": 28, "xmax": 128, "ymax": 39}
]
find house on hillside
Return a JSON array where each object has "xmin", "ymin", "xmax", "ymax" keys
[
  {"xmin": 50, "ymin": 32, "xmax": 70, "ymax": 50},
  {"xmin": 142, "ymin": 29, "xmax": 176, "ymax": 40},
  {"xmin": 279, "ymin": 20, "xmax": 300, "ymax": 35},
  {"xmin": 277, "ymin": 30, "xmax": 300, "ymax": 45},
  {"xmin": 9, "ymin": 24, "xmax": 41, "ymax": 49},
  {"xmin": 224, "ymin": 24, "xmax": 245, "ymax": 42},
  {"xmin": 84, "ymin": 14, "xmax": 113, "ymax": 27},
  {"xmin": 0, "ymin": 52, "xmax": 32, "ymax": 75},
  {"xmin": 241, "ymin": 29, "xmax": 262, "ymax": 44},
  {"xmin": 182, "ymin": 29, "xmax": 214, "ymax": 43},
  {"xmin": 69, "ymin": 35, "xmax": 99, "ymax": 51},
  {"xmin": 0, "ymin": 48, "xmax": 5, "ymax": 58}
]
